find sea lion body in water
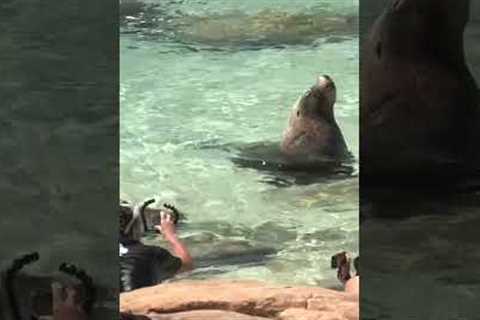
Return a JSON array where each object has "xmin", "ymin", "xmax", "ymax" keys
[
  {"xmin": 231, "ymin": 76, "xmax": 353, "ymax": 185},
  {"xmin": 361, "ymin": 0, "xmax": 480, "ymax": 183}
]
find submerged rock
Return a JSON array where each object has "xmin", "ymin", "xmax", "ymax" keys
[
  {"xmin": 176, "ymin": 10, "xmax": 357, "ymax": 47},
  {"xmin": 120, "ymin": 1, "xmax": 358, "ymax": 48}
]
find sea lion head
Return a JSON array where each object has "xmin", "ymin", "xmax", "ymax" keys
[
  {"xmin": 281, "ymin": 75, "xmax": 348, "ymax": 161},
  {"xmin": 295, "ymin": 75, "xmax": 336, "ymax": 122}
]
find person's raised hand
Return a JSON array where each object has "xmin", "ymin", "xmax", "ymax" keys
[{"xmin": 154, "ymin": 210, "xmax": 177, "ymax": 240}]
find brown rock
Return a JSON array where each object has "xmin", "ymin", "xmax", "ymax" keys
[
  {"xmin": 146, "ymin": 310, "xmax": 269, "ymax": 320},
  {"xmin": 278, "ymin": 308, "xmax": 345, "ymax": 320},
  {"xmin": 120, "ymin": 280, "xmax": 358, "ymax": 320}
]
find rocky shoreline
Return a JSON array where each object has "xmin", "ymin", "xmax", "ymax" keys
[{"xmin": 120, "ymin": 279, "xmax": 358, "ymax": 320}]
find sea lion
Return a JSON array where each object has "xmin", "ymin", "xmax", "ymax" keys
[
  {"xmin": 281, "ymin": 75, "xmax": 350, "ymax": 164},
  {"xmin": 230, "ymin": 75, "xmax": 352, "ymax": 185},
  {"xmin": 361, "ymin": 0, "xmax": 480, "ymax": 182}
]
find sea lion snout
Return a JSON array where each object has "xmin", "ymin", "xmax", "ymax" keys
[
  {"xmin": 301, "ymin": 75, "xmax": 336, "ymax": 116},
  {"xmin": 316, "ymin": 75, "xmax": 335, "ymax": 90}
]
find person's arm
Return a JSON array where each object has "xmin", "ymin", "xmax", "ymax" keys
[
  {"xmin": 155, "ymin": 213, "xmax": 193, "ymax": 272},
  {"xmin": 345, "ymin": 275, "xmax": 359, "ymax": 295}
]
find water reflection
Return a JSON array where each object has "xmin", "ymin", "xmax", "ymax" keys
[
  {"xmin": 362, "ymin": 189, "xmax": 480, "ymax": 320},
  {"xmin": 0, "ymin": 0, "xmax": 117, "ymax": 319}
]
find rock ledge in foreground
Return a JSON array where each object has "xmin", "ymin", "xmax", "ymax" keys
[{"xmin": 120, "ymin": 279, "xmax": 358, "ymax": 320}]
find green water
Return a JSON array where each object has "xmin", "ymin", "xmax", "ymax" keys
[{"xmin": 120, "ymin": 0, "xmax": 358, "ymax": 287}]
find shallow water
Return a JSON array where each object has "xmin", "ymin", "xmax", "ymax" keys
[{"xmin": 121, "ymin": 0, "xmax": 359, "ymax": 287}]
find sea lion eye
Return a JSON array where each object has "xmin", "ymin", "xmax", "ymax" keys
[{"xmin": 297, "ymin": 111, "xmax": 300, "ymax": 117}]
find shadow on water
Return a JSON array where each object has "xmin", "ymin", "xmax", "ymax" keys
[
  {"xmin": 362, "ymin": 185, "xmax": 480, "ymax": 220},
  {"xmin": 232, "ymin": 142, "xmax": 356, "ymax": 187},
  {"xmin": 196, "ymin": 141, "xmax": 356, "ymax": 187},
  {"xmin": 141, "ymin": 219, "xmax": 298, "ymax": 279}
]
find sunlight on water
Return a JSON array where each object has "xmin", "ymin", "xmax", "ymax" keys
[{"xmin": 121, "ymin": 0, "xmax": 358, "ymax": 287}]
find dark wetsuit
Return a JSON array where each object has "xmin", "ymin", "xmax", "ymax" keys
[{"xmin": 119, "ymin": 236, "xmax": 182, "ymax": 292}]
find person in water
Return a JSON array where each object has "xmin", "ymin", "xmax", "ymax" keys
[
  {"xmin": 119, "ymin": 202, "xmax": 193, "ymax": 292},
  {"xmin": 345, "ymin": 256, "xmax": 359, "ymax": 294},
  {"xmin": 332, "ymin": 252, "xmax": 359, "ymax": 294}
]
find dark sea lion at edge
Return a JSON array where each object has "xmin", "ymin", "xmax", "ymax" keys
[
  {"xmin": 361, "ymin": 0, "xmax": 480, "ymax": 185},
  {"xmin": 231, "ymin": 75, "xmax": 353, "ymax": 185}
]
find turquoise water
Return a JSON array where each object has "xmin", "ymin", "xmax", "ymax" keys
[{"xmin": 120, "ymin": 0, "xmax": 358, "ymax": 287}]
